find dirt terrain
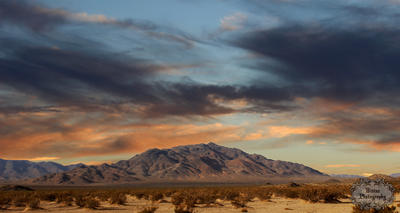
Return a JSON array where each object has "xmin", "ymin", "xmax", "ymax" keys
[{"xmin": 1, "ymin": 194, "xmax": 399, "ymax": 213}]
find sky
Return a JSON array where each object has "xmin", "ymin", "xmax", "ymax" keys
[{"xmin": 1, "ymin": 0, "xmax": 400, "ymax": 176}]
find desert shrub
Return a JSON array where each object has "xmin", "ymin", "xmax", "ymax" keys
[
  {"xmin": 27, "ymin": 197, "xmax": 41, "ymax": 209},
  {"xmin": 352, "ymin": 205, "xmax": 398, "ymax": 213},
  {"xmin": 139, "ymin": 206, "xmax": 158, "ymax": 213},
  {"xmin": 171, "ymin": 192, "xmax": 196, "ymax": 213},
  {"xmin": 273, "ymin": 187, "xmax": 299, "ymax": 199},
  {"xmin": 74, "ymin": 195, "xmax": 99, "ymax": 209},
  {"xmin": 174, "ymin": 205, "xmax": 194, "ymax": 213},
  {"xmin": 134, "ymin": 192, "xmax": 146, "ymax": 199},
  {"xmin": 223, "ymin": 190, "xmax": 240, "ymax": 201},
  {"xmin": 254, "ymin": 189, "xmax": 272, "ymax": 201},
  {"xmin": 94, "ymin": 191, "xmax": 110, "ymax": 202},
  {"xmin": 13, "ymin": 195, "xmax": 29, "ymax": 207},
  {"xmin": 75, "ymin": 195, "xmax": 85, "ymax": 208},
  {"xmin": 110, "ymin": 192, "xmax": 127, "ymax": 205},
  {"xmin": 85, "ymin": 198, "xmax": 100, "ymax": 209},
  {"xmin": 231, "ymin": 193, "xmax": 251, "ymax": 208},
  {"xmin": 184, "ymin": 194, "xmax": 196, "ymax": 208},
  {"xmin": 196, "ymin": 192, "xmax": 217, "ymax": 205},
  {"xmin": 171, "ymin": 192, "xmax": 184, "ymax": 206},
  {"xmin": 298, "ymin": 186, "xmax": 346, "ymax": 203},
  {"xmin": 56, "ymin": 192, "xmax": 73, "ymax": 206},
  {"xmin": 320, "ymin": 189, "xmax": 343, "ymax": 203},
  {"xmin": 299, "ymin": 187, "xmax": 321, "ymax": 203},
  {"xmin": 231, "ymin": 200, "xmax": 247, "ymax": 208},
  {"xmin": 164, "ymin": 190, "xmax": 176, "ymax": 197},
  {"xmin": 270, "ymin": 185, "xmax": 347, "ymax": 203},
  {"xmin": 150, "ymin": 192, "xmax": 164, "ymax": 202},
  {"xmin": 39, "ymin": 192, "xmax": 57, "ymax": 202},
  {"xmin": 141, "ymin": 192, "xmax": 152, "ymax": 200},
  {"xmin": 0, "ymin": 196, "xmax": 11, "ymax": 210},
  {"xmin": 171, "ymin": 192, "xmax": 195, "ymax": 207}
]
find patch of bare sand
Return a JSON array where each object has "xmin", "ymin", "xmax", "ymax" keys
[{"xmin": 4, "ymin": 194, "xmax": 399, "ymax": 213}]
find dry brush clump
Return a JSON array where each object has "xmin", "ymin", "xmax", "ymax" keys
[
  {"xmin": 110, "ymin": 192, "xmax": 127, "ymax": 205},
  {"xmin": 298, "ymin": 186, "xmax": 346, "ymax": 203},
  {"xmin": 171, "ymin": 191, "xmax": 196, "ymax": 213},
  {"xmin": 195, "ymin": 190, "xmax": 218, "ymax": 206},
  {"xmin": 253, "ymin": 188, "xmax": 273, "ymax": 201},
  {"xmin": 0, "ymin": 196, "xmax": 11, "ymax": 210},
  {"xmin": 230, "ymin": 192, "xmax": 253, "ymax": 208},
  {"xmin": 139, "ymin": 206, "xmax": 158, "ymax": 213},
  {"xmin": 150, "ymin": 192, "xmax": 164, "ymax": 202},
  {"xmin": 74, "ymin": 194, "xmax": 100, "ymax": 209},
  {"xmin": 4, "ymin": 192, "xmax": 42, "ymax": 210},
  {"xmin": 26, "ymin": 196, "xmax": 41, "ymax": 210},
  {"xmin": 13, "ymin": 193, "xmax": 32, "ymax": 207},
  {"xmin": 56, "ymin": 192, "xmax": 74, "ymax": 206},
  {"xmin": 270, "ymin": 184, "xmax": 349, "ymax": 203},
  {"xmin": 272, "ymin": 186, "xmax": 300, "ymax": 199},
  {"xmin": 37, "ymin": 191, "xmax": 57, "ymax": 202}
]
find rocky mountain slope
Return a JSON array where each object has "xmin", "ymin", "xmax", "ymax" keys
[
  {"xmin": 31, "ymin": 142, "xmax": 327, "ymax": 185},
  {"xmin": 0, "ymin": 158, "xmax": 82, "ymax": 181}
]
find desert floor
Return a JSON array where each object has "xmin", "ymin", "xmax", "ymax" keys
[{"xmin": 1, "ymin": 194, "xmax": 399, "ymax": 213}]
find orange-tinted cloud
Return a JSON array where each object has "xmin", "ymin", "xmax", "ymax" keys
[
  {"xmin": 268, "ymin": 126, "xmax": 313, "ymax": 138},
  {"xmin": 305, "ymin": 140, "xmax": 314, "ymax": 145},
  {"xmin": 0, "ymin": 111, "xmax": 244, "ymax": 160}
]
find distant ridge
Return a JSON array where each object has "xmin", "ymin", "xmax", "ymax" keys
[
  {"xmin": 0, "ymin": 158, "xmax": 82, "ymax": 181},
  {"xmin": 368, "ymin": 174, "xmax": 395, "ymax": 181},
  {"xmin": 391, "ymin": 173, "xmax": 400, "ymax": 178},
  {"xmin": 31, "ymin": 142, "xmax": 327, "ymax": 185},
  {"xmin": 330, "ymin": 174, "xmax": 364, "ymax": 179}
]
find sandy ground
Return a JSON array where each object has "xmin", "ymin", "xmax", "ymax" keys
[{"xmin": 1, "ymin": 194, "xmax": 399, "ymax": 213}]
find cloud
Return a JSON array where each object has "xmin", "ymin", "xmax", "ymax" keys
[
  {"xmin": 234, "ymin": 25, "xmax": 400, "ymax": 103},
  {"xmin": 268, "ymin": 126, "xmax": 312, "ymax": 138},
  {"xmin": 0, "ymin": 0, "xmax": 67, "ymax": 32},
  {"xmin": 0, "ymin": 110, "xmax": 243, "ymax": 159},
  {"xmin": 220, "ymin": 12, "xmax": 248, "ymax": 31},
  {"xmin": 67, "ymin": 12, "xmax": 113, "ymax": 23},
  {"xmin": 226, "ymin": 2, "xmax": 400, "ymax": 151},
  {"xmin": 28, "ymin": 157, "xmax": 60, "ymax": 162},
  {"xmin": 325, "ymin": 164, "xmax": 360, "ymax": 168},
  {"xmin": 0, "ymin": 0, "xmax": 196, "ymax": 47},
  {"xmin": 0, "ymin": 23, "xmax": 301, "ymax": 119}
]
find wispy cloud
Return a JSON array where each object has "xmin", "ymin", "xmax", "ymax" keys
[
  {"xmin": 220, "ymin": 12, "xmax": 248, "ymax": 31},
  {"xmin": 325, "ymin": 164, "xmax": 361, "ymax": 168},
  {"xmin": 0, "ymin": 0, "xmax": 196, "ymax": 47}
]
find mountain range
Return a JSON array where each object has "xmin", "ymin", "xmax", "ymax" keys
[
  {"xmin": 330, "ymin": 174, "xmax": 365, "ymax": 179},
  {"xmin": 0, "ymin": 158, "xmax": 82, "ymax": 181},
  {"xmin": 30, "ymin": 142, "xmax": 327, "ymax": 185}
]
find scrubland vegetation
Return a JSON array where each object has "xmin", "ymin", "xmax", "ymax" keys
[{"xmin": 0, "ymin": 182, "xmax": 398, "ymax": 212}]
